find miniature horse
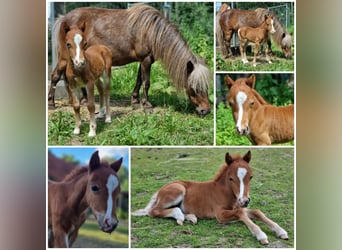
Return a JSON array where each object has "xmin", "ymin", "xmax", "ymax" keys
[
  {"xmin": 238, "ymin": 15, "xmax": 276, "ymax": 66},
  {"xmin": 48, "ymin": 151, "xmax": 122, "ymax": 248},
  {"xmin": 65, "ymin": 25, "xmax": 112, "ymax": 137},
  {"xmin": 132, "ymin": 151, "xmax": 288, "ymax": 245},
  {"xmin": 225, "ymin": 74, "xmax": 294, "ymax": 145}
]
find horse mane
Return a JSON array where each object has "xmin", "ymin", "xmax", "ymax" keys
[
  {"xmin": 254, "ymin": 8, "xmax": 292, "ymax": 48},
  {"xmin": 127, "ymin": 4, "xmax": 210, "ymax": 93},
  {"xmin": 63, "ymin": 167, "xmax": 87, "ymax": 182},
  {"xmin": 251, "ymin": 87, "xmax": 270, "ymax": 105}
]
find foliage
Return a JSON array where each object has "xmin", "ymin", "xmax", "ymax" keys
[{"xmin": 131, "ymin": 148, "xmax": 294, "ymax": 248}]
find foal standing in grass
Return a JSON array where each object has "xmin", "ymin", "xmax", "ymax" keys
[
  {"xmin": 238, "ymin": 15, "xmax": 276, "ymax": 66},
  {"xmin": 65, "ymin": 24, "xmax": 112, "ymax": 137},
  {"xmin": 132, "ymin": 151, "xmax": 288, "ymax": 245}
]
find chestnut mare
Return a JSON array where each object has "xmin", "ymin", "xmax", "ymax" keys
[
  {"xmin": 48, "ymin": 151, "xmax": 123, "ymax": 248},
  {"xmin": 48, "ymin": 4, "xmax": 211, "ymax": 116},
  {"xmin": 238, "ymin": 15, "xmax": 276, "ymax": 66},
  {"xmin": 132, "ymin": 151, "xmax": 288, "ymax": 245},
  {"xmin": 216, "ymin": 4, "xmax": 292, "ymax": 59},
  {"xmin": 65, "ymin": 26, "xmax": 112, "ymax": 137},
  {"xmin": 225, "ymin": 74, "xmax": 294, "ymax": 145}
]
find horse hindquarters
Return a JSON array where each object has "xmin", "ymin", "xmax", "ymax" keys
[{"xmin": 149, "ymin": 182, "xmax": 197, "ymax": 225}]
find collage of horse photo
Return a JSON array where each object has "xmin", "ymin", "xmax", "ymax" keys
[{"xmin": 46, "ymin": 1, "xmax": 295, "ymax": 248}]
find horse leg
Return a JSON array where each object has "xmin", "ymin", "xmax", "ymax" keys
[
  {"xmin": 215, "ymin": 207, "xmax": 269, "ymax": 245},
  {"xmin": 247, "ymin": 209, "xmax": 288, "ymax": 240},
  {"xmin": 131, "ymin": 64, "xmax": 142, "ymax": 109},
  {"xmin": 265, "ymin": 42, "xmax": 272, "ymax": 64},
  {"xmin": 103, "ymin": 69, "xmax": 112, "ymax": 123},
  {"xmin": 222, "ymin": 30, "xmax": 234, "ymax": 58},
  {"xmin": 239, "ymin": 39, "xmax": 248, "ymax": 64},
  {"xmin": 86, "ymin": 80, "xmax": 96, "ymax": 137},
  {"xmin": 253, "ymin": 41, "xmax": 259, "ymax": 67},
  {"xmin": 149, "ymin": 183, "xmax": 187, "ymax": 225},
  {"xmin": 51, "ymin": 219, "xmax": 69, "ymax": 247},
  {"xmin": 140, "ymin": 56, "xmax": 154, "ymax": 110},
  {"xmin": 48, "ymin": 60, "xmax": 67, "ymax": 108},
  {"xmin": 68, "ymin": 81, "xmax": 81, "ymax": 135},
  {"xmin": 252, "ymin": 132, "xmax": 271, "ymax": 146}
]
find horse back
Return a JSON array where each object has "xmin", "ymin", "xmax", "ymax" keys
[
  {"xmin": 223, "ymin": 9, "xmax": 260, "ymax": 31},
  {"xmin": 266, "ymin": 105, "xmax": 294, "ymax": 143},
  {"xmin": 175, "ymin": 180, "xmax": 234, "ymax": 218}
]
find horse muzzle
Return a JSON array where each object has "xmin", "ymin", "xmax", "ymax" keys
[
  {"xmin": 101, "ymin": 218, "xmax": 119, "ymax": 233},
  {"xmin": 236, "ymin": 126, "xmax": 250, "ymax": 136},
  {"xmin": 238, "ymin": 197, "xmax": 251, "ymax": 208},
  {"xmin": 196, "ymin": 107, "xmax": 211, "ymax": 117}
]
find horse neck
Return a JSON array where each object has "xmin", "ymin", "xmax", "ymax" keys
[{"xmin": 64, "ymin": 170, "xmax": 89, "ymax": 215}]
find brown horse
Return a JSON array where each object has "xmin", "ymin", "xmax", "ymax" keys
[
  {"xmin": 238, "ymin": 15, "xmax": 276, "ymax": 66},
  {"xmin": 48, "ymin": 4, "xmax": 211, "ymax": 116},
  {"xmin": 64, "ymin": 26, "xmax": 112, "ymax": 137},
  {"xmin": 225, "ymin": 74, "xmax": 294, "ymax": 145},
  {"xmin": 132, "ymin": 151, "xmax": 288, "ymax": 245},
  {"xmin": 48, "ymin": 151, "xmax": 122, "ymax": 248},
  {"xmin": 216, "ymin": 4, "xmax": 292, "ymax": 59}
]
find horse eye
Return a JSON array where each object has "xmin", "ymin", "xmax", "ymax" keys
[
  {"xmin": 250, "ymin": 101, "xmax": 254, "ymax": 107},
  {"xmin": 66, "ymin": 43, "xmax": 71, "ymax": 49},
  {"xmin": 91, "ymin": 185, "xmax": 99, "ymax": 192},
  {"xmin": 229, "ymin": 177, "xmax": 234, "ymax": 182},
  {"xmin": 250, "ymin": 176, "xmax": 253, "ymax": 180}
]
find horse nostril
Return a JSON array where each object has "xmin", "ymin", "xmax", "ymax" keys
[{"xmin": 197, "ymin": 109, "xmax": 210, "ymax": 117}]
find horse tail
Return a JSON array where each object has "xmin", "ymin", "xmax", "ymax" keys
[
  {"xmin": 51, "ymin": 15, "xmax": 65, "ymax": 68},
  {"xmin": 127, "ymin": 4, "xmax": 210, "ymax": 93},
  {"xmin": 216, "ymin": 8, "xmax": 229, "ymax": 58},
  {"xmin": 131, "ymin": 192, "xmax": 158, "ymax": 216}
]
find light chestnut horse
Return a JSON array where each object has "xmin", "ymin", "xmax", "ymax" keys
[
  {"xmin": 48, "ymin": 4, "xmax": 211, "ymax": 116},
  {"xmin": 225, "ymin": 74, "xmax": 294, "ymax": 145},
  {"xmin": 216, "ymin": 4, "xmax": 292, "ymax": 59},
  {"xmin": 132, "ymin": 151, "xmax": 288, "ymax": 245},
  {"xmin": 238, "ymin": 15, "xmax": 276, "ymax": 66},
  {"xmin": 48, "ymin": 151, "xmax": 122, "ymax": 248},
  {"xmin": 65, "ymin": 26, "xmax": 112, "ymax": 137}
]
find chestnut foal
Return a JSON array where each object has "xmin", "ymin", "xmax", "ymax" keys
[
  {"xmin": 132, "ymin": 151, "xmax": 288, "ymax": 245},
  {"xmin": 65, "ymin": 25, "xmax": 112, "ymax": 137}
]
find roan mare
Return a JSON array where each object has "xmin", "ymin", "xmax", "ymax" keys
[
  {"xmin": 238, "ymin": 15, "xmax": 276, "ymax": 66},
  {"xmin": 48, "ymin": 151, "xmax": 123, "ymax": 248},
  {"xmin": 132, "ymin": 151, "xmax": 288, "ymax": 245},
  {"xmin": 216, "ymin": 4, "xmax": 292, "ymax": 59},
  {"xmin": 48, "ymin": 4, "xmax": 211, "ymax": 116},
  {"xmin": 225, "ymin": 74, "xmax": 294, "ymax": 145},
  {"xmin": 64, "ymin": 26, "xmax": 112, "ymax": 137}
]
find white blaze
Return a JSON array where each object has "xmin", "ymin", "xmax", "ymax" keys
[
  {"xmin": 237, "ymin": 167, "xmax": 247, "ymax": 200},
  {"xmin": 74, "ymin": 34, "xmax": 83, "ymax": 64},
  {"xmin": 105, "ymin": 174, "xmax": 119, "ymax": 222},
  {"xmin": 270, "ymin": 19, "xmax": 276, "ymax": 34},
  {"xmin": 236, "ymin": 91, "xmax": 247, "ymax": 131}
]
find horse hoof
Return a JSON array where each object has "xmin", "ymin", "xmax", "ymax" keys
[
  {"xmin": 253, "ymin": 64, "xmax": 257, "ymax": 67},
  {"xmin": 260, "ymin": 239, "xmax": 269, "ymax": 245},
  {"xmin": 279, "ymin": 234, "xmax": 289, "ymax": 240},
  {"xmin": 268, "ymin": 61, "xmax": 272, "ymax": 64},
  {"xmin": 176, "ymin": 220, "xmax": 184, "ymax": 226},
  {"xmin": 105, "ymin": 118, "xmax": 112, "ymax": 123},
  {"xmin": 73, "ymin": 128, "xmax": 80, "ymax": 135}
]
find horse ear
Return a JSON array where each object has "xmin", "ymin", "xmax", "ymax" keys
[
  {"xmin": 78, "ymin": 20, "xmax": 86, "ymax": 33},
  {"xmin": 224, "ymin": 75, "xmax": 235, "ymax": 89},
  {"xmin": 187, "ymin": 61, "xmax": 194, "ymax": 76},
  {"xmin": 243, "ymin": 151, "xmax": 252, "ymax": 163},
  {"xmin": 111, "ymin": 158, "xmax": 123, "ymax": 173},
  {"xmin": 246, "ymin": 74, "xmax": 256, "ymax": 89},
  {"xmin": 61, "ymin": 20, "xmax": 70, "ymax": 35},
  {"xmin": 225, "ymin": 152, "xmax": 234, "ymax": 165},
  {"xmin": 89, "ymin": 151, "xmax": 100, "ymax": 172}
]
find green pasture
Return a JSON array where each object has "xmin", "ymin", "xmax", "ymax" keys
[
  {"xmin": 131, "ymin": 148, "xmax": 294, "ymax": 248},
  {"xmin": 72, "ymin": 218, "xmax": 128, "ymax": 248}
]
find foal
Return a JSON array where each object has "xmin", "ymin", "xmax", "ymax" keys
[
  {"xmin": 65, "ymin": 25, "xmax": 112, "ymax": 137},
  {"xmin": 238, "ymin": 15, "xmax": 276, "ymax": 66},
  {"xmin": 225, "ymin": 74, "xmax": 294, "ymax": 145},
  {"xmin": 132, "ymin": 151, "xmax": 288, "ymax": 245},
  {"xmin": 48, "ymin": 151, "xmax": 123, "ymax": 247}
]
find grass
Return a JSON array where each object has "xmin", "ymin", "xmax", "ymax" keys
[
  {"xmin": 73, "ymin": 218, "xmax": 128, "ymax": 248},
  {"xmin": 131, "ymin": 148, "xmax": 294, "ymax": 248},
  {"xmin": 216, "ymin": 103, "xmax": 294, "ymax": 146},
  {"xmin": 48, "ymin": 62, "xmax": 214, "ymax": 146},
  {"xmin": 216, "ymin": 46, "xmax": 294, "ymax": 72}
]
